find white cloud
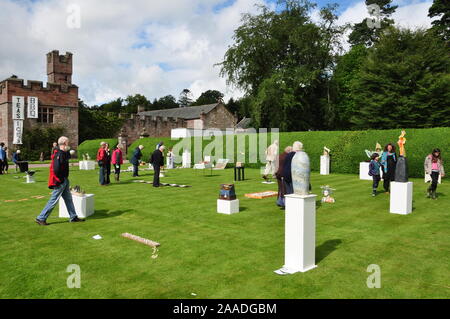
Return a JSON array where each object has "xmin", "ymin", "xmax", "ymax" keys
[{"xmin": 0, "ymin": 0, "xmax": 436, "ymax": 105}]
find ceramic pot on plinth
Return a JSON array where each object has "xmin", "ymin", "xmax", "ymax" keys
[
  {"xmin": 291, "ymin": 151, "xmax": 310, "ymax": 196},
  {"xmin": 395, "ymin": 156, "xmax": 408, "ymax": 182}
]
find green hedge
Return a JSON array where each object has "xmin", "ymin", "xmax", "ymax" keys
[
  {"xmin": 77, "ymin": 138, "xmax": 118, "ymax": 160},
  {"xmin": 113, "ymin": 127, "xmax": 449, "ymax": 178}
]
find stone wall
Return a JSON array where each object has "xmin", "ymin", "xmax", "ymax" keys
[{"xmin": 202, "ymin": 104, "xmax": 237, "ymax": 129}]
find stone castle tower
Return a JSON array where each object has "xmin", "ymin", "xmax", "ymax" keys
[{"xmin": 47, "ymin": 50, "xmax": 73, "ymax": 85}]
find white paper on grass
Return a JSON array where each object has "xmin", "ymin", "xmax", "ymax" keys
[{"xmin": 92, "ymin": 235, "xmax": 102, "ymax": 240}]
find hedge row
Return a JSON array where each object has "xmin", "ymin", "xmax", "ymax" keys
[
  {"xmin": 83, "ymin": 127, "xmax": 448, "ymax": 178},
  {"xmin": 77, "ymin": 138, "xmax": 118, "ymax": 160}
]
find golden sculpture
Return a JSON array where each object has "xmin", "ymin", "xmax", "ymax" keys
[{"xmin": 397, "ymin": 130, "xmax": 406, "ymax": 157}]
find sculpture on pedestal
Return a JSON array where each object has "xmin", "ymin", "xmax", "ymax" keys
[
  {"xmin": 291, "ymin": 141, "xmax": 310, "ymax": 196},
  {"xmin": 395, "ymin": 130, "xmax": 408, "ymax": 182},
  {"xmin": 323, "ymin": 146, "xmax": 330, "ymax": 156},
  {"xmin": 219, "ymin": 184, "xmax": 236, "ymax": 200},
  {"xmin": 263, "ymin": 140, "xmax": 279, "ymax": 182}
]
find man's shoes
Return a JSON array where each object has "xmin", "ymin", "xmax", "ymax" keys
[
  {"xmin": 70, "ymin": 217, "xmax": 85, "ymax": 222},
  {"xmin": 35, "ymin": 219, "xmax": 49, "ymax": 226},
  {"xmin": 431, "ymin": 191, "xmax": 437, "ymax": 200}
]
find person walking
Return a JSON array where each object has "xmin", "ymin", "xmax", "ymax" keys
[
  {"xmin": 150, "ymin": 145, "xmax": 165, "ymax": 187},
  {"xmin": 111, "ymin": 145, "xmax": 124, "ymax": 182},
  {"xmin": 97, "ymin": 142, "xmax": 108, "ymax": 186},
  {"xmin": 380, "ymin": 143, "xmax": 397, "ymax": 193},
  {"xmin": 2, "ymin": 147, "xmax": 9, "ymax": 174},
  {"xmin": 35, "ymin": 136, "xmax": 84, "ymax": 226},
  {"xmin": 130, "ymin": 145, "xmax": 144, "ymax": 177},
  {"xmin": 424, "ymin": 148, "xmax": 445, "ymax": 199},
  {"xmin": 105, "ymin": 143, "xmax": 112, "ymax": 185}
]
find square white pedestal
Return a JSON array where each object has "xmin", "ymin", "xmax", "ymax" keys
[
  {"xmin": 26, "ymin": 175, "xmax": 35, "ymax": 183},
  {"xmin": 320, "ymin": 156, "xmax": 330, "ymax": 175},
  {"xmin": 217, "ymin": 199, "xmax": 239, "ymax": 215},
  {"xmin": 79, "ymin": 160, "xmax": 96, "ymax": 170},
  {"xmin": 359, "ymin": 162, "xmax": 381, "ymax": 180},
  {"xmin": 279, "ymin": 194, "xmax": 317, "ymax": 274},
  {"xmin": 390, "ymin": 182, "xmax": 413, "ymax": 215},
  {"xmin": 59, "ymin": 194, "xmax": 95, "ymax": 218}
]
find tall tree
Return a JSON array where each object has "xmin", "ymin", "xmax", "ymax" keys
[
  {"xmin": 178, "ymin": 89, "xmax": 193, "ymax": 108},
  {"xmin": 123, "ymin": 94, "xmax": 151, "ymax": 113},
  {"xmin": 218, "ymin": 0, "xmax": 344, "ymax": 130},
  {"xmin": 428, "ymin": 0, "xmax": 450, "ymax": 42},
  {"xmin": 348, "ymin": 0, "xmax": 397, "ymax": 47},
  {"xmin": 151, "ymin": 95, "xmax": 179, "ymax": 110},
  {"xmin": 191, "ymin": 90, "xmax": 224, "ymax": 106},
  {"xmin": 351, "ymin": 27, "xmax": 450, "ymax": 129}
]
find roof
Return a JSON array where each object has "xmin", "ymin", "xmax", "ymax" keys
[
  {"xmin": 138, "ymin": 103, "xmax": 220, "ymax": 120},
  {"xmin": 235, "ymin": 117, "xmax": 252, "ymax": 129}
]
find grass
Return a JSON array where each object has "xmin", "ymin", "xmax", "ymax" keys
[{"xmin": 0, "ymin": 166, "xmax": 449, "ymax": 299}]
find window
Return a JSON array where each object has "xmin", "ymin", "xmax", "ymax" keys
[{"xmin": 38, "ymin": 107, "xmax": 54, "ymax": 123}]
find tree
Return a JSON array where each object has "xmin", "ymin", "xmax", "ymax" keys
[
  {"xmin": 123, "ymin": 94, "xmax": 151, "ymax": 113},
  {"xmin": 191, "ymin": 90, "xmax": 224, "ymax": 106},
  {"xmin": 99, "ymin": 98, "xmax": 123, "ymax": 113},
  {"xmin": 178, "ymin": 89, "xmax": 193, "ymax": 108},
  {"xmin": 151, "ymin": 95, "xmax": 179, "ymax": 110},
  {"xmin": 351, "ymin": 27, "xmax": 450, "ymax": 129},
  {"xmin": 218, "ymin": 0, "xmax": 344, "ymax": 131},
  {"xmin": 348, "ymin": 0, "xmax": 397, "ymax": 47},
  {"xmin": 428, "ymin": 0, "xmax": 450, "ymax": 42},
  {"xmin": 330, "ymin": 45, "xmax": 369, "ymax": 129}
]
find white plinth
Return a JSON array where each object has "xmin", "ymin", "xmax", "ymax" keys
[
  {"xmin": 390, "ymin": 182, "xmax": 413, "ymax": 215},
  {"xmin": 59, "ymin": 194, "xmax": 95, "ymax": 218},
  {"xmin": 359, "ymin": 162, "xmax": 381, "ymax": 180},
  {"xmin": 281, "ymin": 194, "xmax": 317, "ymax": 273},
  {"xmin": 26, "ymin": 175, "xmax": 35, "ymax": 183},
  {"xmin": 320, "ymin": 156, "xmax": 330, "ymax": 175},
  {"xmin": 79, "ymin": 160, "xmax": 96, "ymax": 170},
  {"xmin": 217, "ymin": 199, "xmax": 239, "ymax": 215},
  {"xmin": 182, "ymin": 151, "xmax": 191, "ymax": 168}
]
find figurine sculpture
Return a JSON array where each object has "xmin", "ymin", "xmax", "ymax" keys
[
  {"xmin": 263, "ymin": 140, "xmax": 279, "ymax": 182},
  {"xmin": 320, "ymin": 185, "xmax": 336, "ymax": 203},
  {"xmin": 291, "ymin": 141, "xmax": 311, "ymax": 196},
  {"xmin": 365, "ymin": 142, "xmax": 382, "ymax": 159},
  {"xmin": 395, "ymin": 130, "xmax": 408, "ymax": 182},
  {"xmin": 219, "ymin": 184, "xmax": 236, "ymax": 200},
  {"xmin": 323, "ymin": 147, "xmax": 330, "ymax": 156}
]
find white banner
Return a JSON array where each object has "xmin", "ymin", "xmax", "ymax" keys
[
  {"xmin": 27, "ymin": 96, "xmax": 38, "ymax": 118},
  {"xmin": 13, "ymin": 120, "xmax": 23, "ymax": 145},
  {"xmin": 12, "ymin": 96, "xmax": 25, "ymax": 120}
]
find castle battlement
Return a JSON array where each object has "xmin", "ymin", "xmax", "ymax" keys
[{"xmin": 0, "ymin": 77, "xmax": 78, "ymax": 95}]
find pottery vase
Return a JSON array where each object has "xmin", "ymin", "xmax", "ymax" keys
[{"xmin": 291, "ymin": 151, "xmax": 310, "ymax": 196}]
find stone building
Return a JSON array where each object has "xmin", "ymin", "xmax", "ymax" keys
[
  {"xmin": 119, "ymin": 102, "xmax": 237, "ymax": 145},
  {"xmin": 0, "ymin": 50, "xmax": 79, "ymax": 153}
]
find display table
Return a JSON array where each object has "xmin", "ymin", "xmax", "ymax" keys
[
  {"xmin": 217, "ymin": 199, "xmax": 239, "ymax": 215},
  {"xmin": 79, "ymin": 160, "xmax": 96, "ymax": 170},
  {"xmin": 359, "ymin": 162, "xmax": 381, "ymax": 180},
  {"xmin": 276, "ymin": 194, "xmax": 317, "ymax": 274},
  {"xmin": 390, "ymin": 182, "xmax": 413, "ymax": 215},
  {"xmin": 234, "ymin": 166, "xmax": 245, "ymax": 181},
  {"xmin": 320, "ymin": 155, "xmax": 330, "ymax": 175},
  {"xmin": 59, "ymin": 194, "xmax": 95, "ymax": 218}
]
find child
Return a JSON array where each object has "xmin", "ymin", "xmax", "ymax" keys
[
  {"xmin": 368, "ymin": 153, "xmax": 381, "ymax": 196},
  {"xmin": 424, "ymin": 148, "xmax": 445, "ymax": 199}
]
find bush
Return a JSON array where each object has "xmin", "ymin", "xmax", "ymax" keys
[
  {"xmin": 77, "ymin": 138, "xmax": 118, "ymax": 160},
  {"xmin": 19, "ymin": 127, "xmax": 65, "ymax": 161},
  {"xmin": 118, "ymin": 127, "xmax": 450, "ymax": 178}
]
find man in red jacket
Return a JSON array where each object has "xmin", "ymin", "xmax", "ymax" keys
[
  {"xmin": 36, "ymin": 136, "xmax": 84, "ymax": 226},
  {"xmin": 97, "ymin": 141, "xmax": 107, "ymax": 185}
]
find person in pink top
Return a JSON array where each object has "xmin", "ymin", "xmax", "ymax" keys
[
  {"xmin": 424, "ymin": 148, "xmax": 445, "ymax": 199},
  {"xmin": 111, "ymin": 145, "xmax": 124, "ymax": 182}
]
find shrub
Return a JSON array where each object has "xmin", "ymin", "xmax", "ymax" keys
[{"xmin": 77, "ymin": 138, "xmax": 118, "ymax": 160}]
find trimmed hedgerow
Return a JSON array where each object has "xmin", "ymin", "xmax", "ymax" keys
[
  {"xmin": 77, "ymin": 138, "xmax": 118, "ymax": 160},
  {"xmin": 115, "ymin": 127, "xmax": 449, "ymax": 177}
]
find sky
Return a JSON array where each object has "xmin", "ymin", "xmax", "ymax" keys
[{"xmin": 0, "ymin": 0, "xmax": 436, "ymax": 106}]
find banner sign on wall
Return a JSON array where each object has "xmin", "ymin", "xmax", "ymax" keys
[
  {"xmin": 13, "ymin": 120, "xmax": 23, "ymax": 145},
  {"xmin": 27, "ymin": 96, "xmax": 38, "ymax": 119},
  {"xmin": 12, "ymin": 96, "xmax": 25, "ymax": 120}
]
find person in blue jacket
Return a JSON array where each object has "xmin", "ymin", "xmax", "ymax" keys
[
  {"xmin": 130, "ymin": 145, "xmax": 144, "ymax": 177},
  {"xmin": 368, "ymin": 153, "xmax": 381, "ymax": 196},
  {"xmin": 0, "ymin": 143, "xmax": 6, "ymax": 174}
]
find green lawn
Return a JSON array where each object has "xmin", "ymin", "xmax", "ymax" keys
[{"xmin": 0, "ymin": 167, "xmax": 449, "ymax": 299}]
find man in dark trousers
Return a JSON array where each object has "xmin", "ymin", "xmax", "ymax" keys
[
  {"xmin": 130, "ymin": 145, "xmax": 144, "ymax": 177},
  {"xmin": 36, "ymin": 136, "xmax": 84, "ymax": 226},
  {"xmin": 96, "ymin": 142, "xmax": 107, "ymax": 185},
  {"xmin": 150, "ymin": 145, "xmax": 165, "ymax": 187}
]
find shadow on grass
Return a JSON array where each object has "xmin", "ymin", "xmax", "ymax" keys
[
  {"xmin": 88, "ymin": 209, "xmax": 132, "ymax": 220},
  {"xmin": 316, "ymin": 239, "xmax": 342, "ymax": 264}
]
